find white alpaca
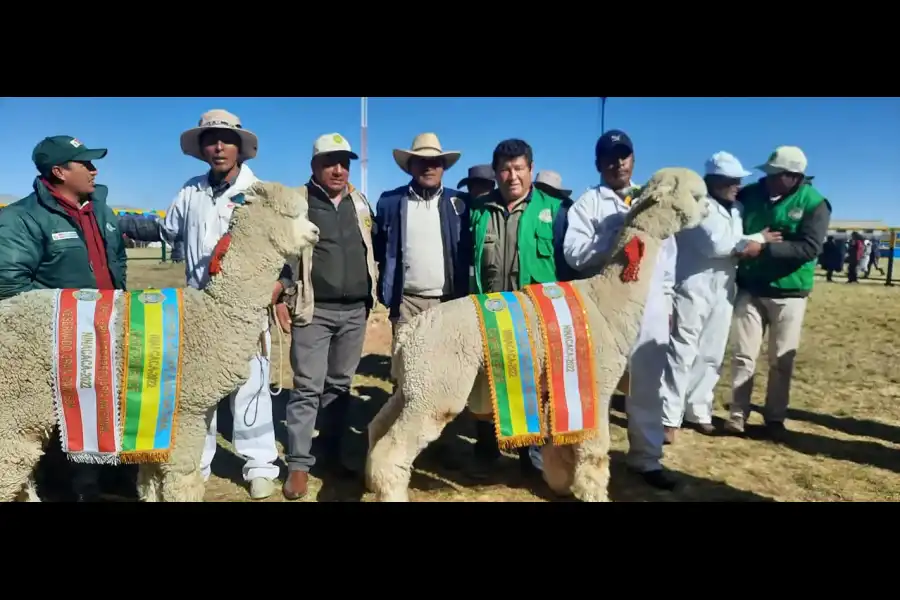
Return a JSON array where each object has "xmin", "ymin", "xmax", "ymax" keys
[
  {"xmin": 365, "ymin": 167, "xmax": 709, "ymax": 502},
  {"xmin": 0, "ymin": 181, "xmax": 319, "ymax": 502}
]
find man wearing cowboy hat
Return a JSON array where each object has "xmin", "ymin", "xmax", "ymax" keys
[
  {"xmin": 457, "ymin": 164, "xmax": 496, "ymax": 202},
  {"xmin": 372, "ymin": 132, "xmax": 471, "ymax": 342},
  {"xmin": 726, "ymin": 145, "xmax": 831, "ymax": 439},
  {"xmin": 659, "ymin": 151, "xmax": 783, "ymax": 445},
  {"xmin": 563, "ymin": 129, "xmax": 679, "ymax": 491},
  {"xmin": 0, "ymin": 134, "xmax": 128, "ymax": 501},
  {"xmin": 273, "ymin": 133, "xmax": 377, "ymax": 500},
  {"xmin": 467, "ymin": 139, "xmax": 568, "ymax": 479},
  {"xmin": 159, "ymin": 109, "xmax": 280, "ymax": 500}
]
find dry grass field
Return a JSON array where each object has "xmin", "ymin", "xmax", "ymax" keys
[{"xmin": 41, "ymin": 251, "xmax": 900, "ymax": 502}]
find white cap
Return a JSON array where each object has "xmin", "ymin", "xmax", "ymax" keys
[
  {"xmin": 312, "ymin": 133, "xmax": 358, "ymax": 159},
  {"xmin": 755, "ymin": 145, "xmax": 807, "ymax": 175},
  {"xmin": 705, "ymin": 151, "xmax": 752, "ymax": 178}
]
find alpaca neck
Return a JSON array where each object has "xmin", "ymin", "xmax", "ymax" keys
[
  {"xmin": 580, "ymin": 227, "xmax": 663, "ymax": 348},
  {"xmin": 202, "ymin": 230, "xmax": 283, "ymax": 327}
]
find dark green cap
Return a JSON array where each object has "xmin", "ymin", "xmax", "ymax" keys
[{"xmin": 32, "ymin": 135, "xmax": 108, "ymax": 175}]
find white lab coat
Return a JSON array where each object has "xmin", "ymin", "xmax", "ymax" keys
[
  {"xmin": 659, "ymin": 195, "xmax": 764, "ymax": 427},
  {"xmin": 563, "ymin": 183, "xmax": 676, "ymax": 473},
  {"xmin": 159, "ymin": 164, "xmax": 279, "ymax": 482}
]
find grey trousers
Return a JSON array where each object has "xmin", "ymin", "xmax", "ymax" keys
[{"xmin": 285, "ymin": 305, "xmax": 367, "ymax": 472}]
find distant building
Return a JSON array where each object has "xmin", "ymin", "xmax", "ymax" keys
[{"xmin": 828, "ymin": 220, "xmax": 893, "ymax": 240}]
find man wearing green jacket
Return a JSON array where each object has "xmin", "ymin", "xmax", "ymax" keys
[
  {"xmin": 0, "ymin": 136, "xmax": 127, "ymax": 299},
  {"xmin": 468, "ymin": 138, "xmax": 564, "ymax": 477},
  {"xmin": 0, "ymin": 135, "xmax": 127, "ymax": 500},
  {"xmin": 725, "ymin": 146, "xmax": 831, "ymax": 438}
]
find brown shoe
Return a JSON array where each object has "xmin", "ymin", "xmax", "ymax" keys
[
  {"xmin": 663, "ymin": 426, "xmax": 677, "ymax": 445},
  {"xmin": 282, "ymin": 471, "xmax": 309, "ymax": 500}
]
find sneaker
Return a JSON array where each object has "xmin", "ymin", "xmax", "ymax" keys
[{"xmin": 249, "ymin": 477, "xmax": 276, "ymax": 500}]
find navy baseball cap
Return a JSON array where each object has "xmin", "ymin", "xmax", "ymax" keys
[{"xmin": 595, "ymin": 130, "xmax": 633, "ymax": 158}]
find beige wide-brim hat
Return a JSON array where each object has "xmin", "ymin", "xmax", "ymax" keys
[
  {"xmin": 180, "ymin": 109, "xmax": 259, "ymax": 162},
  {"xmin": 393, "ymin": 132, "xmax": 461, "ymax": 175}
]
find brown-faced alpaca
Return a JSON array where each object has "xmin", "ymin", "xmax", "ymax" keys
[
  {"xmin": 0, "ymin": 181, "xmax": 319, "ymax": 502},
  {"xmin": 365, "ymin": 167, "xmax": 708, "ymax": 502}
]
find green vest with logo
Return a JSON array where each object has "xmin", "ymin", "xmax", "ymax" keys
[
  {"xmin": 738, "ymin": 182, "xmax": 825, "ymax": 292},
  {"xmin": 469, "ymin": 187, "xmax": 561, "ymax": 293}
]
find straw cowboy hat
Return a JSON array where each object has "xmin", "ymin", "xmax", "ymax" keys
[
  {"xmin": 180, "ymin": 109, "xmax": 259, "ymax": 162},
  {"xmin": 533, "ymin": 170, "xmax": 572, "ymax": 198},
  {"xmin": 393, "ymin": 132, "xmax": 461, "ymax": 175}
]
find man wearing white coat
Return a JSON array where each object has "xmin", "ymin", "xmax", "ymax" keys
[
  {"xmin": 159, "ymin": 109, "xmax": 280, "ymax": 500},
  {"xmin": 660, "ymin": 152, "xmax": 781, "ymax": 444},
  {"xmin": 563, "ymin": 130, "xmax": 679, "ymax": 491}
]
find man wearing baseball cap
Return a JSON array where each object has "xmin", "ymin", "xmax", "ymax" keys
[
  {"xmin": 725, "ymin": 145, "xmax": 831, "ymax": 438},
  {"xmin": 0, "ymin": 134, "xmax": 127, "ymax": 500},
  {"xmin": 273, "ymin": 132, "xmax": 378, "ymax": 500},
  {"xmin": 562, "ymin": 129, "xmax": 679, "ymax": 491},
  {"xmin": 660, "ymin": 151, "xmax": 783, "ymax": 444}
]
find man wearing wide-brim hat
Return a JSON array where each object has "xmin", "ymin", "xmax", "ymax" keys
[
  {"xmin": 457, "ymin": 164, "xmax": 496, "ymax": 201},
  {"xmin": 373, "ymin": 132, "xmax": 471, "ymax": 344},
  {"xmin": 725, "ymin": 145, "xmax": 831, "ymax": 439},
  {"xmin": 159, "ymin": 108, "xmax": 280, "ymax": 500}
]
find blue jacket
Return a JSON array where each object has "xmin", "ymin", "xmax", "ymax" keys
[{"xmin": 373, "ymin": 184, "xmax": 470, "ymax": 315}]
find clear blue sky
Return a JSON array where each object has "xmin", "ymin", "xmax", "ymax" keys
[{"xmin": 1, "ymin": 97, "xmax": 897, "ymax": 223}]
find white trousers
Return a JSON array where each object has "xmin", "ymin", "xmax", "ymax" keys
[
  {"xmin": 624, "ymin": 312, "xmax": 671, "ymax": 473},
  {"xmin": 201, "ymin": 330, "xmax": 280, "ymax": 482},
  {"xmin": 661, "ymin": 290, "xmax": 733, "ymax": 427}
]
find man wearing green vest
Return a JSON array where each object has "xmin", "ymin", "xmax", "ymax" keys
[
  {"xmin": 468, "ymin": 138, "xmax": 564, "ymax": 478},
  {"xmin": 725, "ymin": 146, "xmax": 831, "ymax": 438}
]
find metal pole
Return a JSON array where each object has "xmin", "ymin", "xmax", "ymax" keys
[
  {"xmin": 600, "ymin": 97, "xmax": 607, "ymax": 134},
  {"xmin": 360, "ymin": 97, "xmax": 368, "ymax": 199},
  {"xmin": 886, "ymin": 229, "xmax": 896, "ymax": 286}
]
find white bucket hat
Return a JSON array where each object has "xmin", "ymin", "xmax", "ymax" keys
[
  {"xmin": 180, "ymin": 109, "xmax": 259, "ymax": 162},
  {"xmin": 312, "ymin": 133, "xmax": 359, "ymax": 160},
  {"xmin": 393, "ymin": 133, "xmax": 461, "ymax": 175},
  {"xmin": 705, "ymin": 151, "xmax": 752, "ymax": 179},
  {"xmin": 755, "ymin": 145, "xmax": 807, "ymax": 175}
]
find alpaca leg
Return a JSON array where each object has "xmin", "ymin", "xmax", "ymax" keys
[
  {"xmin": 0, "ymin": 435, "xmax": 45, "ymax": 502},
  {"xmin": 570, "ymin": 394, "xmax": 612, "ymax": 502},
  {"xmin": 541, "ymin": 444, "xmax": 576, "ymax": 496},
  {"xmin": 367, "ymin": 368, "xmax": 477, "ymax": 502},
  {"xmin": 155, "ymin": 412, "xmax": 211, "ymax": 502},
  {"xmin": 136, "ymin": 465, "xmax": 164, "ymax": 502},
  {"xmin": 367, "ymin": 388, "xmax": 405, "ymax": 455}
]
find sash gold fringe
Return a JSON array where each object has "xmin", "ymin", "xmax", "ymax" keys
[
  {"xmin": 118, "ymin": 292, "xmax": 133, "ymax": 447},
  {"xmin": 119, "ymin": 450, "xmax": 171, "ymax": 464}
]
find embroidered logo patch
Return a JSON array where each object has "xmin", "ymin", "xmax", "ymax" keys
[{"xmin": 52, "ymin": 231, "xmax": 79, "ymax": 241}]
